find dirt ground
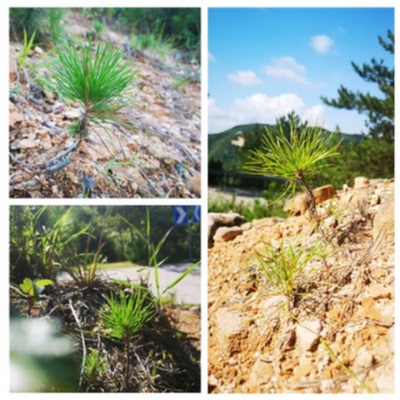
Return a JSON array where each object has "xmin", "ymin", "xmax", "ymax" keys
[
  {"xmin": 9, "ymin": 10, "xmax": 200, "ymax": 198},
  {"xmin": 10, "ymin": 277, "xmax": 201, "ymax": 392},
  {"xmin": 208, "ymin": 178, "xmax": 394, "ymax": 394}
]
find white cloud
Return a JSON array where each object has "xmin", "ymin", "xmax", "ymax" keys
[
  {"xmin": 301, "ymin": 105, "xmax": 326, "ymax": 126},
  {"xmin": 227, "ymin": 70, "xmax": 264, "ymax": 87},
  {"xmin": 209, "ymin": 93, "xmax": 321, "ymax": 133},
  {"xmin": 263, "ymin": 57, "xmax": 308, "ymax": 85},
  {"xmin": 310, "ymin": 35, "xmax": 334, "ymax": 54},
  {"xmin": 209, "ymin": 52, "xmax": 216, "ymax": 62}
]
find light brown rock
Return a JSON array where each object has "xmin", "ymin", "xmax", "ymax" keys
[
  {"xmin": 354, "ymin": 176, "xmax": 370, "ymax": 188},
  {"xmin": 373, "ymin": 192, "xmax": 394, "ymax": 241},
  {"xmin": 208, "ymin": 212, "xmax": 246, "ymax": 247},
  {"xmin": 284, "ymin": 185, "xmax": 336, "ymax": 215}
]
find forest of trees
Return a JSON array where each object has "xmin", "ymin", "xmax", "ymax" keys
[
  {"xmin": 9, "ymin": 8, "xmax": 200, "ymax": 58},
  {"xmin": 10, "ymin": 206, "xmax": 200, "ymax": 283}
]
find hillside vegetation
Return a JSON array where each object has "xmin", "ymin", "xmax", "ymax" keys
[{"xmin": 209, "ymin": 117, "xmax": 393, "ymax": 190}]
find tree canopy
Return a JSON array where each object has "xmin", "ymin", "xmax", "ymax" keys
[{"xmin": 321, "ymin": 30, "xmax": 394, "ymax": 142}]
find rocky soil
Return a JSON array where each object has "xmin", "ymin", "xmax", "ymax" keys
[
  {"xmin": 208, "ymin": 177, "xmax": 394, "ymax": 393},
  {"xmin": 9, "ymin": 10, "xmax": 200, "ymax": 198}
]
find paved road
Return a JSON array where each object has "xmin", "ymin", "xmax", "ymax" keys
[{"xmin": 58, "ymin": 263, "xmax": 201, "ymax": 305}]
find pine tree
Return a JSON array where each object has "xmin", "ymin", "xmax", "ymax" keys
[{"xmin": 321, "ymin": 30, "xmax": 394, "ymax": 142}]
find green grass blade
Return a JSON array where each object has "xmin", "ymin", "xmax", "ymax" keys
[{"xmin": 161, "ymin": 260, "xmax": 200, "ymax": 295}]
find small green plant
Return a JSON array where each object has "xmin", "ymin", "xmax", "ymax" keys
[
  {"xmin": 101, "ymin": 289, "xmax": 156, "ymax": 390},
  {"xmin": 10, "ymin": 206, "xmax": 91, "ymax": 282},
  {"xmin": 82, "ymin": 348, "xmax": 108, "ymax": 389},
  {"xmin": 92, "ymin": 21, "xmax": 104, "ymax": 39},
  {"xmin": 18, "ymin": 28, "xmax": 36, "ymax": 71},
  {"xmin": 11, "ymin": 277, "xmax": 54, "ymax": 314},
  {"xmin": 47, "ymin": 8, "xmax": 65, "ymax": 44},
  {"xmin": 253, "ymin": 240, "xmax": 322, "ymax": 301},
  {"xmin": 245, "ymin": 122, "xmax": 342, "ymax": 218},
  {"xmin": 60, "ymin": 209, "xmax": 109, "ymax": 288},
  {"xmin": 208, "ymin": 194, "xmax": 286, "ymax": 220},
  {"xmin": 49, "ymin": 41, "xmax": 136, "ymax": 139},
  {"xmin": 131, "ymin": 23, "xmax": 174, "ymax": 58}
]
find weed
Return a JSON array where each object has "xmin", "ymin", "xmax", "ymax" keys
[
  {"xmin": 11, "ymin": 277, "xmax": 54, "ymax": 314},
  {"xmin": 18, "ymin": 28, "xmax": 36, "ymax": 72},
  {"xmin": 320, "ymin": 337, "xmax": 374, "ymax": 393},
  {"xmin": 253, "ymin": 240, "xmax": 323, "ymax": 302},
  {"xmin": 131, "ymin": 26, "xmax": 174, "ymax": 58},
  {"xmin": 92, "ymin": 21, "xmax": 104, "ymax": 39},
  {"xmin": 82, "ymin": 348, "xmax": 108, "ymax": 388},
  {"xmin": 47, "ymin": 8, "xmax": 65, "ymax": 44}
]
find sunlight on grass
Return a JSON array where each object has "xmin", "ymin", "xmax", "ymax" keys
[{"xmin": 97, "ymin": 261, "xmax": 138, "ymax": 270}]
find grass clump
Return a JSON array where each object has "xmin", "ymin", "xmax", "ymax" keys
[
  {"xmin": 253, "ymin": 240, "xmax": 323, "ymax": 301},
  {"xmin": 209, "ymin": 194, "xmax": 286, "ymax": 221}
]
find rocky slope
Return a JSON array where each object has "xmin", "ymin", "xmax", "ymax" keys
[
  {"xmin": 208, "ymin": 177, "xmax": 394, "ymax": 393},
  {"xmin": 9, "ymin": 10, "xmax": 200, "ymax": 198}
]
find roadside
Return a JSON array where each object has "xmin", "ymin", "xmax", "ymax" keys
[{"xmin": 58, "ymin": 263, "xmax": 201, "ymax": 305}]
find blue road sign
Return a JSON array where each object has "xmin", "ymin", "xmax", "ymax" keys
[
  {"xmin": 193, "ymin": 205, "xmax": 200, "ymax": 223},
  {"xmin": 173, "ymin": 206, "xmax": 188, "ymax": 226}
]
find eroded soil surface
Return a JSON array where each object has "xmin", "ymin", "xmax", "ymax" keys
[
  {"xmin": 9, "ymin": 10, "xmax": 200, "ymax": 198},
  {"xmin": 208, "ymin": 178, "xmax": 394, "ymax": 393}
]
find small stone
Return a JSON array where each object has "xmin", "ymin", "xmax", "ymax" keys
[
  {"xmin": 34, "ymin": 46, "xmax": 44, "ymax": 54},
  {"xmin": 324, "ymin": 216, "xmax": 337, "ymax": 228},
  {"xmin": 370, "ymin": 194, "xmax": 380, "ymax": 206},
  {"xmin": 354, "ymin": 346, "xmax": 373, "ymax": 369},
  {"xmin": 208, "ymin": 374, "xmax": 219, "ymax": 388},
  {"xmin": 373, "ymin": 192, "xmax": 394, "ymax": 241},
  {"xmin": 64, "ymin": 110, "xmax": 81, "ymax": 119},
  {"xmin": 18, "ymin": 138, "xmax": 37, "ymax": 149},
  {"xmin": 296, "ymin": 319, "xmax": 321, "ymax": 352},
  {"xmin": 366, "ymin": 283, "xmax": 392, "ymax": 300},
  {"xmin": 354, "ymin": 176, "xmax": 369, "ymax": 188}
]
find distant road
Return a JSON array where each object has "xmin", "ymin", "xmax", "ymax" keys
[
  {"xmin": 208, "ymin": 186, "xmax": 269, "ymax": 207},
  {"xmin": 58, "ymin": 263, "xmax": 201, "ymax": 305}
]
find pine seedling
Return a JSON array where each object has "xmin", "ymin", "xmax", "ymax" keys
[
  {"xmin": 49, "ymin": 40, "xmax": 136, "ymax": 139},
  {"xmin": 101, "ymin": 290, "xmax": 156, "ymax": 390},
  {"xmin": 245, "ymin": 122, "xmax": 341, "ymax": 218}
]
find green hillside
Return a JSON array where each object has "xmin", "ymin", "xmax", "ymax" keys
[{"xmin": 208, "ymin": 123, "xmax": 361, "ymax": 171}]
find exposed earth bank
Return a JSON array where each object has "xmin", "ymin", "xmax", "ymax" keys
[{"xmin": 208, "ymin": 177, "xmax": 394, "ymax": 393}]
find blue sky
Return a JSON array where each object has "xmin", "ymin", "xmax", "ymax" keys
[{"xmin": 208, "ymin": 8, "xmax": 394, "ymax": 134}]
